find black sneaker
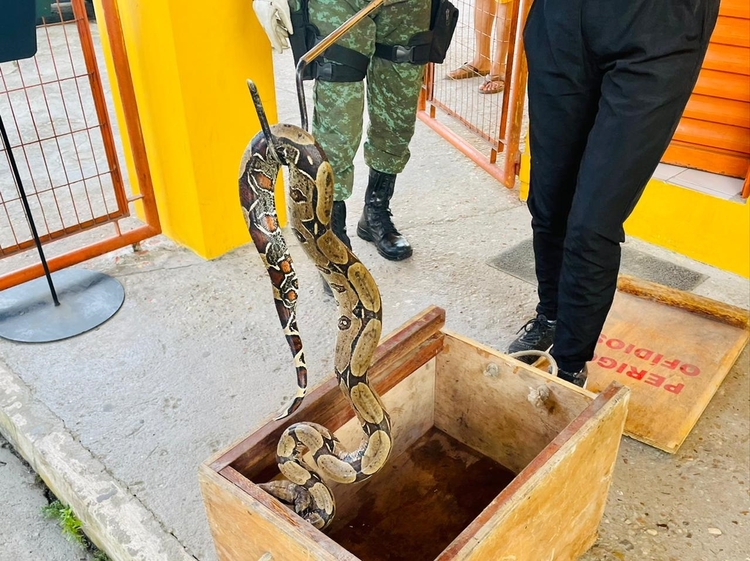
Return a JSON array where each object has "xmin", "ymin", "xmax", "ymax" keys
[
  {"xmin": 507, "ymin": 314, "xmax": 556, "ymax": 364},
  {"xmin": 556, "ymin": 364, "xmax": 588, "ymax": 388}
]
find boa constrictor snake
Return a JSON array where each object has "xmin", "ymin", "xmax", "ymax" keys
[{"xmin": 239, "ymin": 122, "xmax": 392, "ymax": 530}]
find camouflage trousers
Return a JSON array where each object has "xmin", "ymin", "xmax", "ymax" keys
[{"xmin": 309, "ymin": 0, "xmax": 432, "ymax": 200}]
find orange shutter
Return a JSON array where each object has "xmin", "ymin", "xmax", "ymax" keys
[{"xmin": 662, "ymin": 0, "xmax": 750, "ymax": 180}]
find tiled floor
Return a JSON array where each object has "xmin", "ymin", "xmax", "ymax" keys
[{"xmin": 653, "ymin": 162, "xmax": 746, "ymax": 202}]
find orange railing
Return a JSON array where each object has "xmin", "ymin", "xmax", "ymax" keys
[
  {"xmin": 0, "ymin": 0, "xmax": 159, "ymax": 290},
  {"xmin": 418, "ymin": 0, "xmax": 531, "ymax": 188}
]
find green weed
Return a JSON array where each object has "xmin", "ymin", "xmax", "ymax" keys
[
  {"xmin": 41, "ymin": 500, "xmax": 85, "ymax": 545},
  {"xmin": 41, "ymin": 500, "xmax": 111, "ymax": 560}
]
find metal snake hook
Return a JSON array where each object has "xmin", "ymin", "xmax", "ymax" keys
[
  {"xmin": 247, "ymin": 79, "xmax": 281, "ymax": 162},
  {"xmin": 295, "ymin": 0, "xmax": 385, "ymax": 131}
]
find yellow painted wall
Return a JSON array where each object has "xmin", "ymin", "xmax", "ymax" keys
[
  {"xmin": 518, "ymin": 141, "xmax": 531, "ymax": 201},
  {"xmin": 93, "ymin": 0, "xmax": 283, "ymax": 258},
  {"xmin": 623, "ymin": 179, "xmax": 750, "ymax": 278},
  {"xmin": 519, "ymin": 145, "xmax": 750, "ymax": 279}
]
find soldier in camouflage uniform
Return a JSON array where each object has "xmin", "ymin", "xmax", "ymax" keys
[{"xmin": 254, "ymin": 0, "xmax": 432, "ymax": 261}]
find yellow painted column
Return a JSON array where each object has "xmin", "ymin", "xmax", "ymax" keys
[
  {"xmin": 94, "ymin": 0, "xmax": 283, "ymax": 258},
  {"xmin": 518, "ymin": 136, "xmax": 531, "ymax": 202}
]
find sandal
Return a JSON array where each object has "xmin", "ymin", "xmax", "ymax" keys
[
  {"xmin": 446, "ymin": 63, "xmax": 489, "ymax": 80},
  {"xmin": 479, "ymin": 75, "xmax": 505, "ymax": 95}
]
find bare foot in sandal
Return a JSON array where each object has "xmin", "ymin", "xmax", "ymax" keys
[
  {"xmin": 447, "ymin": 62, "xmax": 490, "ymax": 80},
  {"xmin": 479, "ymin": 74, "xmax": 505, "ymax": 94}
]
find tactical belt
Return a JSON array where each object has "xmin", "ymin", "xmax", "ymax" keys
[
  {"xmin": 370, "ymin": 0, "xmax": 458, "ymax": 66},
  {"xmin": 373, "ymin": 32, "xmax": 433, "ymax": 65},
  {"xmin": 289, "ymin": 0, "xmax": 458, "ymax": 82}
]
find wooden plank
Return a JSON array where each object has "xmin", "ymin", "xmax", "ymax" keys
[
  {"xmin": 703, "ymin": 43, "xmax": 750, "ymax": 75},
  {"xmin": 368, "ymin": 306, "xmax": 445, "ymax": 380},
  {"xmin": 662, "ymin": 141, "xmax": 749, "ymax": 178},
  {"xmin": 672, "ymin": 118, "xmax": 749, "ymax": 155},
  {"xmin": 617, "ymin": 274, "xmax": 750, "ymax": 329},
  {"xmin": 711, "ymin": 16, "xmax": 750, "ymax": 48},
  {"xmin": 438, "ymin": 384, "xmax": 630, "ymax": 561},
  {"xmin": 434, "ymin": 332, "xmax": 594, "ymax": 474},
  {"xmin": 199, "ymin": 319, "xmax": 629, "ymax": 561},
  {"xmin": 682, "ymin": 95, "xmax": 750, "ymax": 128},
  {"xmin": 200, "ymin": 465, "xmax": 357, "ymax": 561},
  {"xmin": 586, "ymin": 289, "xmax": 749, "ymax": 453},
  {"xmin": 206, "ymin": 306, "xmax": 445, "ymax": 474},
  {"xmin": 743, "ymin": 165, "xmax": 750, "ymax": 198}
]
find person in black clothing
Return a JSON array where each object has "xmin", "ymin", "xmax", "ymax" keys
[{"xmin": 507, "ymin": 0, "xmax": 719, "ymax": 387}]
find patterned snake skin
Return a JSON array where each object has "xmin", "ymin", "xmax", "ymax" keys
[{"xmin": 239, "ymin": 123, "xmax": 392, "ymax": 530}]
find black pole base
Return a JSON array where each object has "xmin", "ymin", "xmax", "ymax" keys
[{"xmin": 0, "ymin": 269, "xmax": 124, "ymax": 343}]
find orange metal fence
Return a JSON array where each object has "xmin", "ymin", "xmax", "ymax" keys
[
  {"xmin": 0, "ymin": 0, "xmax": 159, "ymax": 290},
  {"xmin": 418, "ymin": 0, "xmax": 530, "ymax": 188}
]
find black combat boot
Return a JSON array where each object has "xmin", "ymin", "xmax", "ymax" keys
[
  {"xmin": 322, "ymin": 200, "xmax": 351, "ymax": 297},
  {"xmin": 356, "ymin": 169, "xmax": 412, "ymax": 261},
  {"xmin": 331, "ymin": 200, "xmax": 351, "ymax": 248}
]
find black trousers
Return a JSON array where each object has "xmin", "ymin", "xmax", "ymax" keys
[{"xmin": 524, "ymin": 0, "xmax": 719, "ymax": 372}]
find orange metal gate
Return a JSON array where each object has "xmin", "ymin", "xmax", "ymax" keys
[
  {"xmin": 418, "ymin": 0, "xmax": 530, "ymax": 188},
  {"xmin": 0, "ymin": 0, "xmax": 159, "ymax": 290}
]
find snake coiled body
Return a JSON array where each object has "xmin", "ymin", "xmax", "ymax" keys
[{"xmin": 239, "ymin": 123, "xmax": 392, "ymax": 530}]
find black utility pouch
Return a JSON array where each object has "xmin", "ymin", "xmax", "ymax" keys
[
  {"xmin": 428, "ymin": 0, "xmax": 459, "ymax": 64},
  {"xmin": 287, "ymin": 0, "xmax": 318, "ymax": 80},
  {"xmin": 373, "ymin": 0, "xmax": 459, "ymax": 65}
]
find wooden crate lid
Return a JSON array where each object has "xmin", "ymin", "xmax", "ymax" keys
[{"xmin": 584, "ymin": 275, "xmax": 749, "ymax": 453}]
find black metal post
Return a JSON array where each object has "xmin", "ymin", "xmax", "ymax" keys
[{"xmin": 0, "ymin": 111, "xmax": 60, "ymax": 306}]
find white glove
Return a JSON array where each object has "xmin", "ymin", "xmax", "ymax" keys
[{"xmin": 253, "ymin": 0, "xmax": 294, "ymax": 53}]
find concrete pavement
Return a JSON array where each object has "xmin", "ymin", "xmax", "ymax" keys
[
  {"xmin": 0, "ymin": 46, "xmax": 749, "ymax": 561},
  {"xmin": 0, "ymin": 433, "xmax": 95, "ymax": 560}
]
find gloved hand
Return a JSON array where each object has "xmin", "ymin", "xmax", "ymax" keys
[{"xmin": 253, "ymin": 0, "xmax": 294, "ymax": 53}]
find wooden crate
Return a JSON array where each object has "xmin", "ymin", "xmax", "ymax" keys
[{"xmin": 200, "ymin": 307, "xmax": 630, "ymax": 561}]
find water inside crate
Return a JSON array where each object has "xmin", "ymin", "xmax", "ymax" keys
[{"xmin": 326, "ymin": 427, "xmax": 516, "ymax": 561}]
